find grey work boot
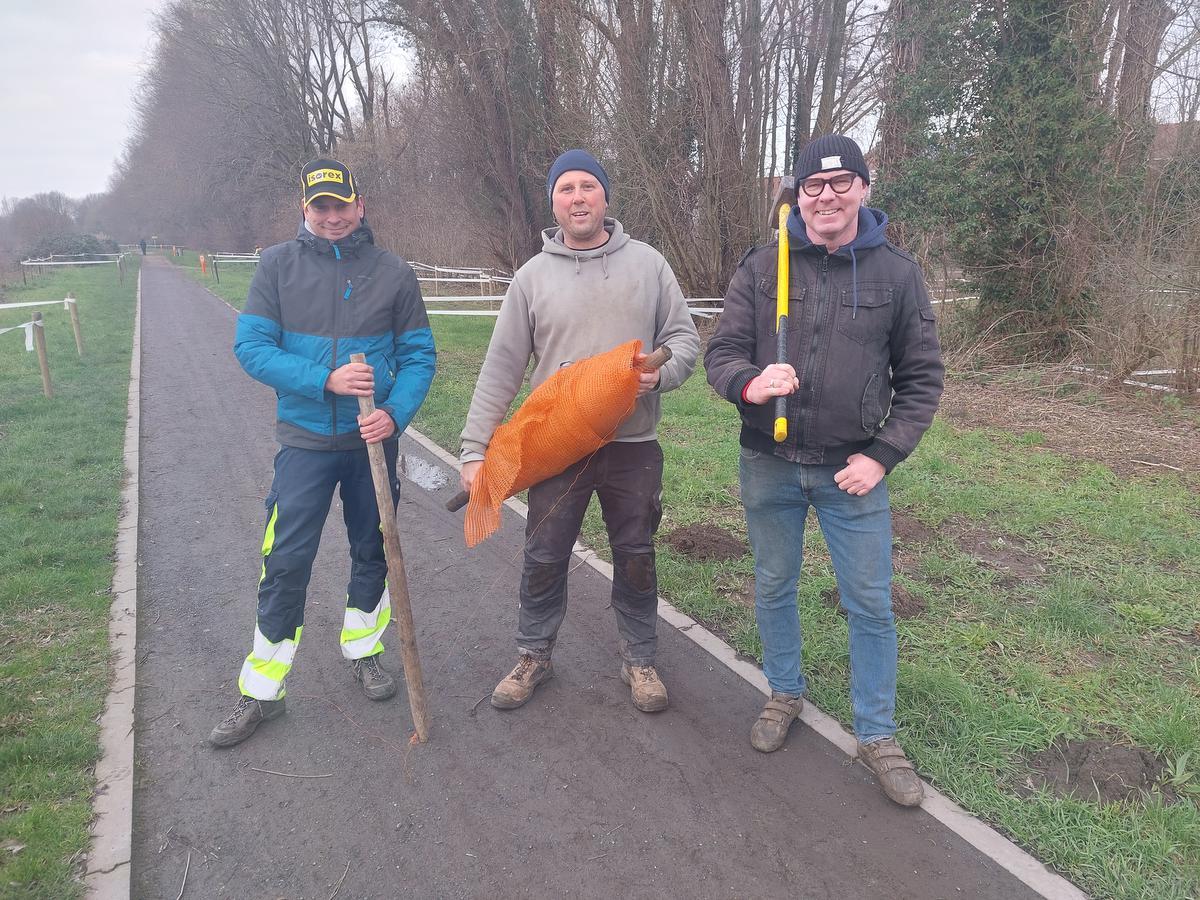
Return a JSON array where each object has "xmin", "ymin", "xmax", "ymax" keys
[
  {"xmin": 750, "ymin": 692, "xmax": 805, "ymax": 752},
  {"xmin": 209, "ymin": 695, "xmax": 286, "ymax": 748},
  {"xmin": 351, "ymin": 653, "xmax": 397, "ymax": 700},
  {"xmin": 620, "ymin": 663, "xmax": 669, "ymax": 713},
  {"xmin": 857, "ymin": 737, "xmax": 925, "ymax": 807},
  {"xmin": 491, "ymin": 655, "xmax": 553, "ymax": 709}
]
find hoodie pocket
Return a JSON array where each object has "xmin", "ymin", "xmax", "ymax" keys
[{"xmin": 837, "ymin": 285, "xmax": 893, "ymax": 346}]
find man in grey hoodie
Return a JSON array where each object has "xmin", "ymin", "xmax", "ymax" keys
[
  {"xmin": 459, "ymin": 149, "xmax": 700, "ymax": 714},
  {"xmin": 705, "ymin": 134, "xmax": 943, "ymax": 806}
]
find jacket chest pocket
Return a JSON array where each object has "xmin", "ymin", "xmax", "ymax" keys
[
  {"xmin": 836, "ymin": 284, "xmax": 893, "ymax": 346},
  {"xmin": 758, "ymin": 274, "xmax": 807, "ymax": 338}
]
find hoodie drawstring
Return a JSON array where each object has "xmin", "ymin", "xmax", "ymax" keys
[
  {"xmin": 574, "ymin": 255, "xmax": 580, "ymax": 275},
  {"xmin": 601, "ymin": 252, "xmax": 609, "ymax": 279}
]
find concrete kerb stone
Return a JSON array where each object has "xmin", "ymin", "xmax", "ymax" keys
[
  {"xmin": 403, "ymin": 425, "xmax": 1088, "ymax": 900},
  {"xmin": 85, "ymin": 270, "xmax": 143, "ymax": 899}
]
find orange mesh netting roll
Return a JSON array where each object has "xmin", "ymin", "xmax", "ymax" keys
[{"xmin": 462, "ymin": 339, "xmax": 668, "ymax": 548}]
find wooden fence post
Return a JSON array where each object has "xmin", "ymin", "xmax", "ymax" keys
[
  {"xmin": 66, "ymin": 294, "xmax": 84, "ymax": 356},
  {"xmin": 32, "ymin": 312, "xmax": 52, "ymax": 398}
]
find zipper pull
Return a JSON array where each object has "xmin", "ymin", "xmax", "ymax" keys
[{"xmin": 343, "ymin": 279, "xmax": 353, "ymax": 300}]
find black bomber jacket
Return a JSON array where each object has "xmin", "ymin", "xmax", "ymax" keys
[{"xmin": 704, "ymin": 206, "xmax": 944, "ymax": 472}]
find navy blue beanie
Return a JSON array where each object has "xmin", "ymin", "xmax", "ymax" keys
[{"xmin": 547, "ymin": 149, "xmax": 610, "ymax": 204}]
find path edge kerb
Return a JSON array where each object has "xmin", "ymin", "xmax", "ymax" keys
[
  {"xmin": 404, "ymin": 426, "xmax": 1089, "ymax": 900},
  {"xmin": 84, "ymin": 269, "xmax": 142, "ymax": 899}
]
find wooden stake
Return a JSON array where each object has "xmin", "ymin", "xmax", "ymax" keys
[
  {"xmin": 32, "ymin": 312, "xmax": 52, "ymax": 398},
  {"xmin": 66, "ymin": 294, "xmax": 84, "ymax": 356},
  {"xmin": 349, "ymin": 352, "xmax": 430, "ymax": 741}
]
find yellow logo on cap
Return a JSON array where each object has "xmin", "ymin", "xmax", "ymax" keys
[{"xmin": 307, "ymin": 168, "xmax": 345, "ymax": 186}]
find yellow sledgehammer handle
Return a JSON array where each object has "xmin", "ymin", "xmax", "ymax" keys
[{"xmin": 774, "ymin": 203, "xmax": 790, "ymax": 443}]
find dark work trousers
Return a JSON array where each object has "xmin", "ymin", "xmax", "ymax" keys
[
  {"xmin": 518, "ymin": 439, "xmax": 664, "ymax": 665},
  {"xmin": 239, "ymin": 441, "xmax": 401, "ymax": 700},
  {"xmin": 256, "ymin": 441, "xmax": 399, "ymax": 643}
]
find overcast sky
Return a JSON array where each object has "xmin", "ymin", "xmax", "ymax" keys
[{"xmin": 0, "ymin": 0, "xmax": 163, "ymax": 202}]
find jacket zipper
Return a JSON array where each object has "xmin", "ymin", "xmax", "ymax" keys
[
  {"xmin": 330, "ymin": 244, "xmax": 342, "ymax": 439},
  {"xmin": 796, "ymin": 254, "xmax": 829, "ymax": 453}
]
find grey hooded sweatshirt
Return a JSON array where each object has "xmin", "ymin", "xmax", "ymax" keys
[{"xmin": 460, "ymin": 218, "xmax": 700, "ymax": 462}]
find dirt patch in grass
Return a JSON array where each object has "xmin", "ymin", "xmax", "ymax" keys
[
  {"xmin": 892, "ymin": 511, "xmax": 1047, "ymax": 585},
  {"xmin": 892, "ymin": 512, "xmax": 939, "ymax": 547},
  {"xmin": 821, "ymin": 583, "xmax": 927, "ymax": 619},
  {"xmin": 1026, "ymin": 738, "xmax": 1173, "ymax": 805},
  {"xmin": 939, "ymin": 375, "xmax": 1200, "ymax": 482},
  {"xmin": 948, "ymin": 518, "xmax": 1047, "ymax": 583},
  {"xmin": 663, "ymin": 523, "xmax": 748, "ymax": 562}
]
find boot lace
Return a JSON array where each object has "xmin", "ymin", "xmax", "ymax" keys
[{"xmin": 220, "ymin": 695, "xmax": 254, "ymax": 727}]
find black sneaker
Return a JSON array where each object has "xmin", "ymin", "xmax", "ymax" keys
[
  {"xmin": 209, "ymin": 695, "xmax": 285, "ymax": 748},
  {"xmin": 351, "ymin": 653, "xmax": 397, "ymax": 700}
]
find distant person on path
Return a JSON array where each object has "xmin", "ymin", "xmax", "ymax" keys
[
  {"xmin": 704, "ymin": 135, "xmax": 944, "ymax": 805},
  {"xmin": 210, "ymin": 158, "xmax": 436, "ymax": 747},
  {"xmin": 139, "ymin": 239, "xmax": 147, "ymax": 255},
  {"xmin": 459, "ymin": 149, "xmax": 700, "ymax": 714}
]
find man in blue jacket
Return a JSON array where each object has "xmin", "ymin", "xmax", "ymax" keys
[
  {"xmin": 210, "ymin": 158, "xmax": 436, "ymax": 747},
  {"xmin": 705, "ymin": 135, "xmax": 943, "ymax": 805}
]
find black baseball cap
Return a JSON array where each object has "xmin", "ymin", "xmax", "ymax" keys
[{"xmin": 301, "ymin": 158, "xmax": 357, "ymax": 207}]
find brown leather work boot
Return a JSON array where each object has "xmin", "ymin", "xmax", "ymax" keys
[
  {"xmin": 857, "ymin": 737, "xmax": 925, "ymax": 807},
  {"xmin": 491, "ymin": 655, "xmax": 553, "ymax": 709},
  {"xmin": 750, "ymin": 692, "xmax": 805, "ymax": 752},
  {"xmin": 620, "ymin": 663, "xmax": 669, "ymax": 712}
]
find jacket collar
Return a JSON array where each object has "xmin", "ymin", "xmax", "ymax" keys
[{"xmin": 295, "ymin": 220, "xmax": 376, "ymax": 257}]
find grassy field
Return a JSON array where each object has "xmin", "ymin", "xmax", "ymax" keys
[
  {"xmin": 0, "ymin": 260, "xmax": 139, "ymax": 898},
  {"xmin": 416, "ymin": 315, "xmax": 1200, "ymax": 900}
]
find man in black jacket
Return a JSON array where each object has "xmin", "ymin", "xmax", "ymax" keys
[{"xmin": 704, "ymin": 134, "xmax": 943, "ymax": 806}]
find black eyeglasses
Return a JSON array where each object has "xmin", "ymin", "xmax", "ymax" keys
[{"xmin": 799, "ymin": 173, "xmax": 857, "ymax": 197}]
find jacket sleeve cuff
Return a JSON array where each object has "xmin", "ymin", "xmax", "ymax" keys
[
  {"xmin": 727, "ymin": 367, "xmax": 760, "ymax": 409},
  {"xmin": 861, "ymin": 440, "xmax": 906, "ymax": 474},
  {"xmin": 459, "ymin": 447, "xmax": 486, "ymax": 464}
]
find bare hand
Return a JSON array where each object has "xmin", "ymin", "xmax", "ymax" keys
[
  {"xmin": 834, "ymin": 453, "xmax": 885, "ymax": 496},
  {"xmin": 326, "ymin": 362, "xmax": 374, "ymax": 396},
  {"xmin": 460, "ymin": 460, "xmax": 483, "ymax": 494},
  {"xmin": 357, "ymin": 409, "xmax": 395, "ymax": 444},
  {"xmin": 633, "ymin": 352, "xmax": 661, "ymax": 396},
  {"xmin": 745, "ymin": 363, "xmax": 799, "ymax": 405}
]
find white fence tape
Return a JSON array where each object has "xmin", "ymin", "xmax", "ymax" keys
[
  {"xmin": 0, "ymin": 319, "xmax": 40, "ymax": 349},
  {"xmin": 0, "ymin": 298, "xmax": 77, "ymax": 311}
]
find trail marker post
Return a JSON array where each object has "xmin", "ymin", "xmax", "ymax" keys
[{"xmin": 31, "ymin": 312, "xmax": 52, "ymax": 398}]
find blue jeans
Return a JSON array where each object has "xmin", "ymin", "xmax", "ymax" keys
[{"xmin": 739, "ymin": 448, "xmax": 897, "ymax": 741}]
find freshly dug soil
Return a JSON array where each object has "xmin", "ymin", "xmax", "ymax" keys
[
  {"xmin": 1026, "ymin": 738, "xmax": 1170, "ymax": 805},
  {"xmin": 662, "ymin": 522, "xmax": 748, "ymax": 562}
]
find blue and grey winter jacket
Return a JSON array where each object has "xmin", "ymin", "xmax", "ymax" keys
[{"xmin": 234, "ymin": 223, "xmax": 436, "ymax": 451}]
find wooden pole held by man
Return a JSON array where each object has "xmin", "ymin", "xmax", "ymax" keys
[{"xmin": 349, "ymin": 352, "xmax": 430, "ymax": 742}]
